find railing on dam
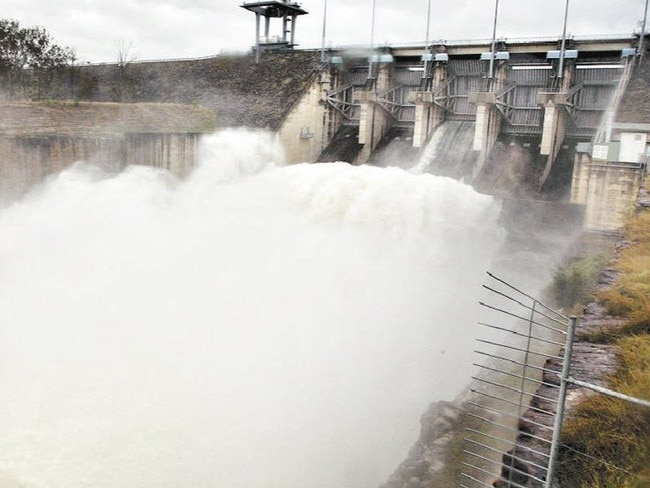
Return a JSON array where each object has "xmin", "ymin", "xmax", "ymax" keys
[{"xmin": 320, "ymin": 33, "xmax": 636, "ymax": 54}]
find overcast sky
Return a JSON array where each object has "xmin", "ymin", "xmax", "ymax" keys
[{"xmin": 3, "ymin": 0, "xmax": 648, "ymax": 63}]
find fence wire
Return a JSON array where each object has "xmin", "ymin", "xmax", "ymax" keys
[
  {"xmin": 461, "ymin": 272, "xmax": 569, "ymax": 488},
  {"xmin": 460, "ymin": 272, "xmax": 650, "ymax": 488}
]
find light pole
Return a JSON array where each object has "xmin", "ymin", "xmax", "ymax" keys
[
  {"xmin": 423, "ymin": 0, "xmax": 433, "ymax": 82},
  {"xmin": 368, "ymin": 0, "xmax": 377, "ymax": 80},
  {"xmin": 640, "ymin": 0, "xmax": 649, "ymax": 64},
  {"xmin": 558, "ymin": 0, "xmax": 570, "ymax": 81},
  {"xmin": 320, "ymin": 0, "xmax": 328, "ymax": 62},
  {"xmin": 488, "ymin": 0, "xmax": 500, "ymax": 81}
]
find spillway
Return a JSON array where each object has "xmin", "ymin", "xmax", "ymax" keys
[
  {"xmin": 0, "ymin": 129, "xmax": 505, "ymax": 488},
  {"xmin": 410, "ymin": 121, "xmax": 478, "ymax": 178}
]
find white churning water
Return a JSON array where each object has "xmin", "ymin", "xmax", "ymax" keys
[{"xmin": 0, "ymin": 129, "xmax": 504, "ymax": 488}]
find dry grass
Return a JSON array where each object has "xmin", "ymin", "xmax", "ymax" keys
[
  {"xmin": 596, "ymin": 212, "xmax": 650, "ymax": 335},
  {"xmin": 558, "ymin": 335, "xmax": 650, "ymax": 488}
]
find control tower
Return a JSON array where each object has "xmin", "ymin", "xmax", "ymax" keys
[{"xmin": 241, "ymin": 1, "xmax": 308, "ymax": 62}]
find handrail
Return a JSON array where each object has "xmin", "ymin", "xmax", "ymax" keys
[
  {"xmin": 432, "ymin": 76, "xmax": 457, "ymax": 96},
  {"xmin": 318, "ymin": 33, "xmax": 636, "ymax": 52},
  {"xmin": 495, "ymin": 83, "xmax": 517, "ymax": 98},
  {"xmin": 325, "ymin": 85, "xmax": 359, "ymax": 120}
]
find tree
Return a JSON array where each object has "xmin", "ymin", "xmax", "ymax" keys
[
  {"xmin": 113, "ymin": 40, "xmax": 137, "ymax": 102},
  {"xmin": 0, "ymin": 19, "xmax": 75, "ymax": 99}
]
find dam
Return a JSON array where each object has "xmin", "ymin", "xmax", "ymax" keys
[
  {"xmin": 3, "ymin": 25, "xmax": 645, "ymax": 233},
  {"xmin": 0, "ymin": 4, "xmax": 649, "ymax": 488}
]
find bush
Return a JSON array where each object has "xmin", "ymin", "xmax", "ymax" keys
[{"xmin": 553, "ymin": 254, "xmax": 607, "ymax": 310}]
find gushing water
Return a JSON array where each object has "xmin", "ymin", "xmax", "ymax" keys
[{"xmin": 0, "ymin": 129, "xmax": 503, "ymax": 488}]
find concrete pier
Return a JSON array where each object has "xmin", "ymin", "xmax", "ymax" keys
[
  {"xmin": 469, "ymin": 91, "xmax": 501, "ymax": 180},
  {"xmin": 356, "ymin": 58, "xmax": 394, "ymax": 163},
  {"xmin": 412, "ymin": 61, "xmax": 448, "ymax": 148},
  {"xmin": 538, "ymin": 92, "xmax": 569, "ymax": 188}
]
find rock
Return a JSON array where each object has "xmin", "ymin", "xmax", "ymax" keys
[{"xmin": 380, "ymin": 401, "xmax": 462, "ymax": 488}]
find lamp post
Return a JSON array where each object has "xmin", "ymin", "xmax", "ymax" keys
[
  {"xmin": 320, "ymin": 0, "xmax": 328, "ymax": 62},
  {"xmin": 558, "ymin": 0, "xmax": 570, "ymax": 81},
  {"xmin": 423, "ymin": 0, "xmax": 432, "ymax": 82},
  {"xmin": 488, "ymin": 0, "xmax": 499, "ymax": 81},
  {"xmin": 368, "ymin": 0, "xmax": 376, "ymax": 80},
  {"xmin": 640, "ymin": 0, "xmax": 649, "ymax": 64}
]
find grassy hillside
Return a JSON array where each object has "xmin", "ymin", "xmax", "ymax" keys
[
  {"xmin": 57, "ymin": 50, "xmax": 323, "ymax": 130},
  {"xmin": 557, "ymin": 208, "xmax": 650, "ymax": 488}
]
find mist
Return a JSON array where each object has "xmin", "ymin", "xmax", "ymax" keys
[{"xmin": 0, "ymin": 129, "xmax": 504, "ymax": 488}]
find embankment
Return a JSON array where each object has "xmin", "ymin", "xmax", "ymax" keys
[{"xmin": 56, "ymin": 50, "xmax": 323, "ymax": 130}]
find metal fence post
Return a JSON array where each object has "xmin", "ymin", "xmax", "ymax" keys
[{"xmin": 544, "ymin": 315, "xmax": 577, "ymax": 488}]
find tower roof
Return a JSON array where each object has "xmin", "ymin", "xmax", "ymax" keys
[{"xmin": 240, "ymin": 1, "xmax": 307, "ymax": 17}]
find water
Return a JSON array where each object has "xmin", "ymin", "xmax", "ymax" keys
[
  {"xmin": 410, "ymin": 121, "xmax": 477, "ymax": 178},
  {"xmin": 0, "ymin": 129, "xmax": 504, "ymax": 488}
]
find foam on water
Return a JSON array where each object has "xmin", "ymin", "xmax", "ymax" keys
[{"xmin": 0, "ymin": 129, "xmax": 504, "ymax": 488}]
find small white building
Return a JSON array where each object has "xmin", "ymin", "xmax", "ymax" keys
[
  {"xmin": 571, "ymin": 122, "xmax": 648, "ymax": 233},
  {"xmin": 591, "ymin": 122, "xmax": 650, "ymax": 165}
]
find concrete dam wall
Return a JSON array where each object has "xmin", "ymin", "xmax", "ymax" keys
[
  {"xmin": 4, "ymin": 36, "xmax": 648, "ymax": 234},
  {"xmin": 0, "ymin": 102, "xmax": 214, "ymax": 202}
]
